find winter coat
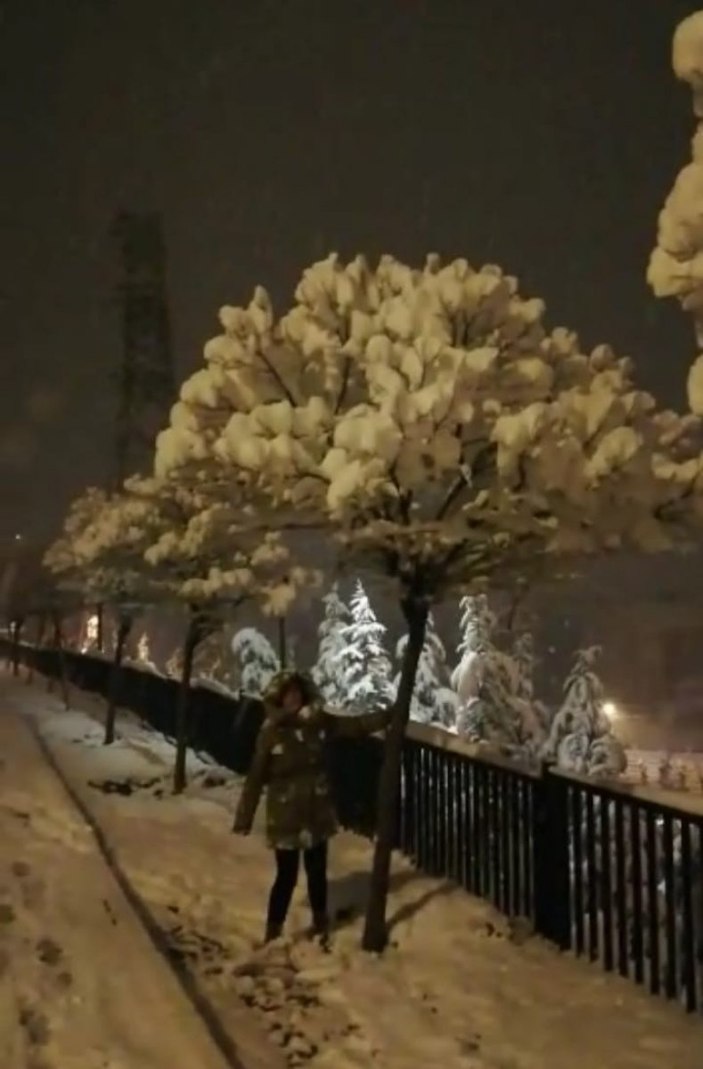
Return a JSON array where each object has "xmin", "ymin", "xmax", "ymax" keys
[{"xmin": 233, "ymin": 669, "xmax": 391, "ymax": 850}]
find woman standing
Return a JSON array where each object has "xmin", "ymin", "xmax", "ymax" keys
[{"xmin": 232, "ymin": 669, "xmax": 391, "ymax": 944}]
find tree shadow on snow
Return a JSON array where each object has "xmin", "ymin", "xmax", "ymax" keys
[{"xmin": 329, "ymin": 867, "xmax": 456, "ymax": 933}]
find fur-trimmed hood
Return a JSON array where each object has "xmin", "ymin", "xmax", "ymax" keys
[{"xmin": 262, "ymin": 669, "xmax": 325, "ymax": 727}]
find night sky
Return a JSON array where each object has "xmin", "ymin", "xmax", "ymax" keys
[{"xmin": 0, "ymin": 0, "xmax": 698, "ymax": 544}]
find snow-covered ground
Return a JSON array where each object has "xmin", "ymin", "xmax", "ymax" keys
[
  {"xmin": 0, "ymin": 693, "xmax": 234, "ymax": 1068},
  {"xmin": 1, "ymin": 672, "xmax": 701, "ymax": 1069}
]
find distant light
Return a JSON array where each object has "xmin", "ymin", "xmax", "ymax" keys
[
  {"xmin": 14, "ymin": 533, "xmax": 22, "ymax": 541},
  {"xmin": 603, "ymin": 701, "xmax": 618, "ymax": 720}
]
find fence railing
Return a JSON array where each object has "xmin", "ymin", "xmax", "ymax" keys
[{"xmin": 5, "ymin": 640, "xmax": 702, "ymax": 1016}]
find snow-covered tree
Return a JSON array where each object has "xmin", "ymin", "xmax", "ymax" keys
[
  {"xmin": 44, "ymin": 485, "xmax": 162, "ymax": 739},
  {"xmin": 451, "ymin": 595, "xmax": 541, "ymax": 748},
  {"xmin": 154, "ymin": 253, "xmax": 703, "ymax": 951},
  {"xmin": 312, "ymin": 583, "xmax": 351, "ymax": 705},
  {"xmin": 649, "ymin": 12, "xmax": 703, "ymax": 414},
  {"xmin": 337, "ymin": 580, "xmax": 393, "ymax": 711},
  {"xmin": 396, "ymin": 612, "xmax": 457, "ymax": 726},
  {"xmin": 541, "ymin": 647, "xmax": 626, "ymax": 778},
  {"xmin": 231, "ymin": 626, "xmax": 279, "ymax": 697},
  {"xmin": 511, "ymin": 631, "xmax": 551, "ymax": 736},
  {"xmin": 133, "ymin": 476, "xmax": 315, "ymax": 791}
]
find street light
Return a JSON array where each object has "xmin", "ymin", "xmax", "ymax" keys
[{"xmin": 603, "ymin": 700, "xmax": 618, "ymax": 720}]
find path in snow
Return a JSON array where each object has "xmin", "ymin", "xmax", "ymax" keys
[
  {"xmin": 0, "ymin": 704, "xmax": 236, "ymax": 1069},
  {"xmin": 4, "ymin": 675, "xmax": 703, "ymax": 1069}
]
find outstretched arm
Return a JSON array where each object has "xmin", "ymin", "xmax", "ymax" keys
[
  {"xmin": 324, "ymin": 706, "xmax": 393, "ymax": 739},
  {"xmin": 233, "ymin": 724, "xmax": 273, "ymax": 833}
]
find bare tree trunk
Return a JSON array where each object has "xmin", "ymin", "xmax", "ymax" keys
[
  {"xmin": 11, "ymin": 616, "xmax": 24, "ymax": 677},
  {"xmin": 96, "ymin": 603, "xmax": 105, "ymax": 652},
  {"xmin": 362, "ymin": 595, "xmax": 428, "ymax": 953},
  {"xmin": 104, "ymin": 614, "xmax": 132, "ymax": 745},
  {"xmin": 277, "ymin": 616, "xmax": 287, "ymax": 668},
  {"xmin": 173, "ymin": 613, "xmax": 205, "ymax": 795},
  {"xmin": 52, "ymin": 613, "xmax": 71, "ymax": 710},
  {"xmin": 26, "ymin": 614, "xmax": 47, "ymax": 685}
]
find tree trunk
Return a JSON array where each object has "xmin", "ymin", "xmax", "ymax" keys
[
  {"xmin": 11, "ymin": 617, "xmax": 23, "ymax": 677},
  {"xmin": 52, "ymin": 614, "xmax": 71, "ymax": 710},
  {"xmin": 104, "ymin": 614, "xmax": 132, "ymax": 745},
  {"xmin": 96, "ymin": 603, "xmax": 105, "ymax": 652},
  {"xmin": 362, "ymin": 596, "xmax": 429, "ymax": 953},
  {"xmin": 173, "ymin": 615, "xmax": 202, "ymax": 795},
  {"xmin": 277, "ymin": 616, "xmax": 287, "ymax": 668},
  {"xmin": 26, "ymin": 615, "xmax": 46, "ymax": 685}
]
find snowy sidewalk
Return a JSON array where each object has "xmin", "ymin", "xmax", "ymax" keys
[
  {"xmin": 0, "ymin": 702, "xmax": 236, "ymax": 1069},
  {"xmin": 4, "ymin": 674, "xmax": 703, "ymax": 1069}
]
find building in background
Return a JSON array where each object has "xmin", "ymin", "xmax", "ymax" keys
[{"xmin": 111, "ymin": 211, "xmax": 176, "ymax": 485}]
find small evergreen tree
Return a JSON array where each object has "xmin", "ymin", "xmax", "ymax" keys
[
  {"xmin": 541, "ymin": 647, "xmax": 626, "ymax": 777},
  {"xmin": 337, "ymin": 580, "xmax": 393, "ymax": 711},
  {"xmin": 231, "ymin": 626, "xmax": 279, "ymax": 697},
  {"xmin": 395, "ymin": 613, "xmax": 457, "ymax": 727},
  {"xmin": 511, "ymin": 631, "xmax": 551, "ymax": 739},
  {"xmin": 452, "ymin": 595, "xmax": 513, "ymax": 742},
  {"xmin": 452, "ymin": 596, "xmax": 543, "ymax": 748},
  {"xmin": 312, "ymin": 583, "xmax": 351, "ymax": 706}
]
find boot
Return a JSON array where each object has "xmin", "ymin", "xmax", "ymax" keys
[
  {"xmin": 264, "ymin": 921, "xmax": 283, "ymax": 944},
  {"xmin": 311, "ymin": 912, "xmax": 330, "ymax": 949}
]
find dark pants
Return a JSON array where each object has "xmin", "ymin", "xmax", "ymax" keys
[{"xmin": 267, "ymin": 840, "xmax": 328, "ymax": 928}]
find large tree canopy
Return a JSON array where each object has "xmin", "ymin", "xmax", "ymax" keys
[{"xmin": 156, "ymin": 253, "xmax": 703, "ymax": 593}]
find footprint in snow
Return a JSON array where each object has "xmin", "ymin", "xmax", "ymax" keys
[
  {"xmin": 36, "ymin": 937, "xmax": 63, "ymax": 966},
  {"xmin": 0, "ymin": 902, "xmax": 16, "ymax": 925},
  {"xmin": 18, "ymin": 1004, "xmax": 51, "ymax": 1046}
]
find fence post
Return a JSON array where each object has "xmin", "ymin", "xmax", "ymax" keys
[{"xmin": 532, "ymin": 763, "xmax": 571, "ymax": 950}]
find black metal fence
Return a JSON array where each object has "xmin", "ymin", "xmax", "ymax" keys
[{"xmin": 6, "ymin": 640, "xmax": 702, "ymax": 1016}]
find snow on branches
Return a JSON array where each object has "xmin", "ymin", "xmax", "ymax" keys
[
  {"xmin": 128, "ymin": 476, "xmax": 315, "ymax": 618},
  {"xmin": 648, "ymin": 11, "xmax": 703, "ymax": 413},
  {"xmin": 158, "ymin": 253, "xmax": 703, "ymax": 602},
  {"xmin": 44, "ymin": 485, "xmax": 159, "ymax": 610}
]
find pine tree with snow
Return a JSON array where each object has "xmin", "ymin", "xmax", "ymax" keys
[
  {"xmin": 312, "ymin": 583, "xmax": 351, "ymax": 706},
  {"xmin": 452, "ymin": 595, "xmax": 515, "ymax": 744},
  {"xmin": 337, "ymin": 580, "xmax": 393, "ymax": 712},
  {"xmin": 541, "ymin": 647, "xmax": 626, "ymax": 778},
  {"xmin": 451, "ymin": 597, "xmax": 544, "ymax": 749},
  {"xmin": 395, "ymin": 612, "xmax": 457, "ymax": 726},
  {"xmin": 511, "ymin": 631, "xmax": 551, "ymax": 738},
  {"xmin": 231, "ymin": 627, "xmax": 279, "ymax": 697}
]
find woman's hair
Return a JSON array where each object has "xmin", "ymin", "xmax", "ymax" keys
[{"xmin": 267, "ymin": 670, "xmax": 318, "ymax": 706}]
